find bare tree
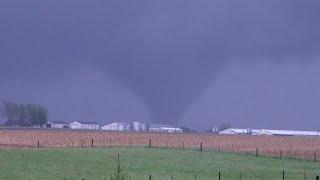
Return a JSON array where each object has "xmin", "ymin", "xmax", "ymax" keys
[
  {"xmin": 1, "ymin": 101, "xmax": 48, "ymax": 127},
  {"xmin": 2, "ymin": 101, "xmax": 20, "ymax": 126}
]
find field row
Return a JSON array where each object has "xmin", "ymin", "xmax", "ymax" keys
[{"xmin": 1, "ymin": 129, "xmax": 320, "ymax": 160}]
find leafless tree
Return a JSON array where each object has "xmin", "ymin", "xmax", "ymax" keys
[{"xmin": 1, "ymin": 101, "xmax": 48, "ymax": 127}]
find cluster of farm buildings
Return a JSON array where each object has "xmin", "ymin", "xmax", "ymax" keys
[
  {"xmin": 45, "ymin": 120, "xmax": 320, "ymax": 136},
  {"xmin": 46, "ymin": 120, "xmax": 183, "ymax": 133}
]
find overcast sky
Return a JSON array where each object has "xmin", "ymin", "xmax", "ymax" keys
[{"xmin": 1, "ymin": 0, "xmax": 320, "ymax": 130}]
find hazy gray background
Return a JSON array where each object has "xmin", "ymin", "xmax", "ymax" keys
[{"xmin": 1, "ymin": 0, "xmax": 320, "ymax": 130}]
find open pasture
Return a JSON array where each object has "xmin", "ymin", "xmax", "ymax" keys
[{"xmin": 0, "ymin": 147, "xmax": 319, "ymax": 180}]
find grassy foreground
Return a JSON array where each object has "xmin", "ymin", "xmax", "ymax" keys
[{"xmin": 0, "ymin": 147, "xmax": 319, "ymax": 180}]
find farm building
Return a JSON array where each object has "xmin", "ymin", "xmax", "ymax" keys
[
  {"xmin": 219, "ymin": 128, "xmax": 320, "ymax": 136},
  {"xmin": 132, "ymin": 121, "xmax": 149, "ymax": 132},
  {"xmin": 132, "ymin": 121, "xmax": 142, "ymax": 131},
  {"xmin": 69, "ymin": 121, "xmax": 100, "ymax": 130},
  {"xmin": 46, "ymin": 121, "xmax": 69, "ymax": 128},
  {"xmin": 260, "ymin": 129, "xmax": 320, "ymax": 136},
  {"xmin": 149, "ymin": 124, "xmax": 183, "ymax": 133},
  {"xmin": 218, "ymin": 128, "xmax": 259, "ymax": 135},
  {"xmin": 101, "ymin": 122, "xmax": 130, "ymax": 131}
]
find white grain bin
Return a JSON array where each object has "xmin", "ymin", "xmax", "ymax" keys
[
  {"xmin": 246, "ymin": 128, "xmax": 253, "ymax": 135},
  {"xmin": 133, "ymin": 121, "xmax": 141, "ymax": 131},
  {"xmin": 212, "ymin": 126, "xmax": 218, "ymax": 133}
]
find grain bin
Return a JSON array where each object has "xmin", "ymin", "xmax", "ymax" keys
[{"xmin": 133, "ymin": 121, "xmax": 141, "ymax": 131}]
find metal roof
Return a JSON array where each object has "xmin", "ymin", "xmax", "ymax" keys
[
  {"xmin": 102, "ymin": 122, "xmax": 129, "ymax": 126},
  {"xmin": 71, "ymin": 121, "xmax": 99, "ymax": 125},
  {"xmin": 219, "ymin": 128, "xmax": 320, "ymax": 136}
]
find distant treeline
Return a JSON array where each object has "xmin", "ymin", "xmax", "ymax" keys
[{"xmin": 0, "ymin": 101, "xmax": 48, "ymax": 127}]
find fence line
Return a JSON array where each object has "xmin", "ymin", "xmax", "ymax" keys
[
  {"xmin": 0, "ymin": 138, "xmax": 319, "ymax": 162},
  {"xmin": 108, "ymin": 171, "xmax": 319, "ymax": 180},
  {"xmin": 0, "ymin": 141, "xmax": 319, "ymax": 179}
]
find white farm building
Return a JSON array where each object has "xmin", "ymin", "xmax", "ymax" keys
[
  {"xmin": 69, "ymin": 121, "xmax": 100, "ymax": 130},
  {"xmin": 149, "ymin": 124, "xmax": 183, "ymax": 133},
  {"xmin": 101, "ymin": 122, "xmax": 130, "ymax": 131},
  {"xmin": 219, "ymin": 128, "xmax": 320, "ymax": 137}
]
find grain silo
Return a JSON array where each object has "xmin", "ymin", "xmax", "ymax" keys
[{"xmin": 133, "ymin": 121, "xmax": 141, "ymax": 131}]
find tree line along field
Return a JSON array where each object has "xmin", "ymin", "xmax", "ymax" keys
[{"xmin": 1, "ymin": 129, "xmax": 320, "ymax": 161}]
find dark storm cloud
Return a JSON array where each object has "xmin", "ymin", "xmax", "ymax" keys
[
  {"xmin": 0, "ymin": 0, "xmax": 320, "ymax": 125},
  {"xmin": 183, "ymin": 59, "xmax": 320, "ymax": 130},
  {"xmin": 0, "ymin": 66, "xmax": 151, "ymax": 124}
]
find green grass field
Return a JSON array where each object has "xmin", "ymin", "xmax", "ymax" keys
[{"xmin": 0, "ymin": 147, "xmax": 319, "ymax": 180}]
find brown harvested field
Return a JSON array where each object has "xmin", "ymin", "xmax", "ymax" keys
[{"xmin": 1, "ymin": 129, "xmax": 320, "ymax": 160}]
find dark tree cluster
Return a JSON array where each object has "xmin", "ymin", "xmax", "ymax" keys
[{"xmin": 0, "ymin": 101, "xmax": 48, "ymax": 127}]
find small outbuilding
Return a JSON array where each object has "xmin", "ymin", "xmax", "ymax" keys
[{"xmin": 46, "ymin": 121, "xmax": 69, "ymax": 128}]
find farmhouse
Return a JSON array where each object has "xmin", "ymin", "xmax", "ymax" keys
[
  {"xmin": 149, "ymin": 124, "xmax": 183, "ymax": 133},
  {"xmin": 69, "ymin": 121, "xmax": 100, "ymax": 130},
  {"xmin": 101, "ymin": 122, "xmax": 130, "ymax": 131},
  {"xmin": 46, "ymin": 121, "xmax": 69, "ymax": 128}
]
